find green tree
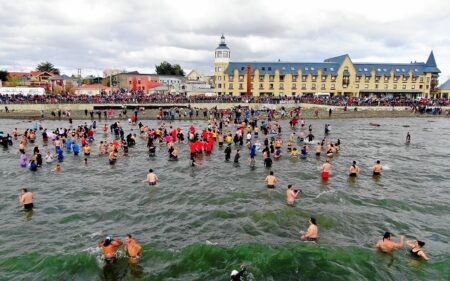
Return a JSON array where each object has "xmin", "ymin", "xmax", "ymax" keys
[
  {"xmin": 155, "ymin": 61, "xmax": 185, "ymax": 76},
  {"xmin": 0, "ymin": 70, "xmax": 8, "ymax": 81},
  {"xmin": 36, "ymin": 61, "xmax": 60, "ymax": 74}
]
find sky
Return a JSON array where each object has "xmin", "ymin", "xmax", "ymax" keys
[{"xmin": 0, "ymin": 0, "xmax": 449, "ymax": 82}]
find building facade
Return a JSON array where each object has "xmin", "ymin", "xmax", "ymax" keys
[
  {"xmin": 214, "ymin": 36, "xmax": 440, "ymax": 98},
  {"xmin": 111, "ymin": 72, "xmax": 161, "ymax": 92}
]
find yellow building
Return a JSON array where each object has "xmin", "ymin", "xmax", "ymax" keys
[{"xmin": 214, "ymin": 36, "xmax": 440, "ymax": 98}]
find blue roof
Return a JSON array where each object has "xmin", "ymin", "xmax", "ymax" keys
[
  {"xmin": 225, "ymin": 53, "xmax": 440, "ymax": 77},
  {"xmin": 424, "ymin": 51, "xmax": 440, "ymax": 73},
  {"xmin": 225, "ymin": 62, "xmax": 340, "ymax": 76},
  {"xmin": 438, "ymin": 78, "xmax": 450, "ymax": 90}
]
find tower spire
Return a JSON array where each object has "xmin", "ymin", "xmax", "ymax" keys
[{"xmin": 426, "ymin": 50, "xmax": 437, "ymax": 67}]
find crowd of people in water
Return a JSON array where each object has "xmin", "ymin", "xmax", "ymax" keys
[{"xmin": 8, "ymin": 106, "xmax": 430, "ymax": 279}]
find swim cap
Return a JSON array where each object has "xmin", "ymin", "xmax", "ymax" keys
[
  {"xmin": 230, "ymin": 270, "xmax": 239, "ymax": 276},
  {"xmin": 106, "ymin": 236, "xmax": 112, "ymax": 241}
]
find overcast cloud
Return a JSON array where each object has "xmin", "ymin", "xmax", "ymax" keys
[{"xmin": 0, "ymin": 0, "xmax": 449, "ymax": 81}]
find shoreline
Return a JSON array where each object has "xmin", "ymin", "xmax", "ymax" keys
[{"xmin": 0, "ymin": 107, "xmax": 447, "ymax": 121}]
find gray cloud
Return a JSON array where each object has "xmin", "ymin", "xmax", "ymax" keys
[{"xmin": 0, "ymin": 0, "xmax": 449, "ymax": 82}]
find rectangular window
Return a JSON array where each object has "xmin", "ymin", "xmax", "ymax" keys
[
  {"xmin": 312, "ymin": 76, "xmax": 317, "ymax": 82},
  {"xmin": 365, "ymin": 84, "xmax": 369, "ymax": 89},
  {"xmin": 292, "ymin": 83, "xmax": 297, "ymax": 90},
  {"xmin": 412, "ymin": 85, "xmax": 415, "ymax": 89},
  {"xmin": 269, "ymin": 76, "xmax": 274, "ymax": 82},
  {"xmin": 384, "ymin": 77, "xmax": 389, "ymax": 82},
  {"xmin": 419, "ymin": 85, "xmax": 423, "ymax": 89},
  {"xmin": 331, "ymin": 84, "xmax": 335, "ymax": 90},
  {"xmin": 393, "ymin": 84, "xmax": 397, "ymax": 89},
  {"xmin": 321, "ymin": 84, "xmax": 326, "ymax": 90},
  {"xmin": 375, "ymin": 77, "xmax": 380, "ymax": 82},
  {"xmin": 280, "ymin": 75, "xmax": 285, "ymax": 82},
  {"xmin": 268, "ymin": 67, "xmax": 272, "ymax": 71},
  {"xmin": 356, "ymin": 76, "xmax": 361, "ymax": 82},
  {"xmin": 259, "ymin": 83, "xmax": 264, "ymax": 90},
  {"xmin": 427, "ymin": 77, "xmax": 430, "ymax": 83},
  {"xmin": 292, "ymin": 75, "xmax": 298, "ymax": 82},
  {"xmin": 403, "ymin": 76, "xmax": 407, "ymax": 81},
  {"xmin": 375, "ymin": 84, "xmax": 379, "ymax": 89},
  {"xmin": 259, "ymin": 76, "xmax": 264, "ymax": 82},
  {"xmin": 138, "ymin": 80, "xmax": 141, "ymax": 85},
  {"xmin": 321, "ymin": 76, "xmax": 326, "ymax": 82},
  {"xmin": 229, "ymin": 83, "xmax": 233, "ymax": 89},
  {"xmin": 279, "ymin": 83, "xmax": 284, "ymax": 90},
  {"xmin": 218, "ymin": 83, "xmax": 222, "ymax": 89},
  {"xmin": 312, "ymin": 83, "xmax": 316, "ymax": 90},
  {"xmin": 229, "ymin": 75, "xmax": 234, "ymax": 81},
  {"xmin": 239, "ymin": 84, "xmax": 243, "ymax": 90},
  {"xmin": 365, "ymin": 76, "xmax": 370, "ymax": 82},
  {"xmin": 420, "ymin": 77, "xmax": 424, "ymax": 82},
  {"xmin": 331, "ymin": 76, "xmax": 336, "ymax": 82},
  {"xmin": 384, "ymin": 84, "xmax": 388, "ymax": 89},
  {"xmin": 355, "ymin": 84, "xmax": 359, "ymax": 89},
  {"xmin": 269, "ymin": 84, "xmax": 274, "ymax": 90},
  {"xmin": 302, "ymin": 76, "xmax": 307, "ymax": 82},
  {"xmin": 394, "ymin": 77, "xmax": 398, "ymax": 82},
  {"xmin": 402, "ymin": 84, "xmax": 406, "ymax": 89},
  {"xmin": 302, "ymin": 84, "xmax": 306, "ymax": 90},
  {"xmin": 239, "ymin": 75, "xmax": 244, "ymax": 81}
]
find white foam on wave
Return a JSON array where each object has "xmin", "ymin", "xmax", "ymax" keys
[
  {"xmin": 383, "ymin": 165, "xmax": 391, "ymax": 171},
  {"xmin": 315, "ymin": 189, "xmax": 334, "ymax": 199},
  {"xmin": 206, "ymin": 240, "xmax": 218, "ymax": 245}
]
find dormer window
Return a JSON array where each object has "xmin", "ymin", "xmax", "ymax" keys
[{"xmin": 268, "ymin": 67, "xmax": 272, "ymax": 71}]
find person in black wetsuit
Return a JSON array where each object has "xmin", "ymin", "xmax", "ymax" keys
[
  {"xmin": 224, "ymin": 144, "xmax": 232, "ymax": 162},
  {"xmin": 234, "ymin": 149, "xmax": 240, "ymax": 163},
  {"xmin": 406, "ymin": 240, "xmax": 429, "ymax": 261}
]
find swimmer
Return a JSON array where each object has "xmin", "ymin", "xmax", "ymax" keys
[
  {"xmin": 287, "ymin": 184, "xmax": 301, "ymax": 206},
  {"xmin": 83, "ymin": 144, "xmax": 91, "ymax": 156},
  {"xmin": 54, "ymin": 163, "xmax": 62, "ymax": 172},
  {"xmin": 143, "ymin": 169, "xmax": 158, "ymax": 185},
  {"xmin": 264, "ymin": 156, "xmax": 273, "ymax": 168},
  {"xmin": 265, "ymin": 171, "xmax": 278, "ymax": 188},
  {"xmin": 230, "ymin": 264, "xmax": 246, "ymax": 281},
  {"xmin": 349, "ymin": 161, "xmax": 360, "ymax": 177},
  {"xmin": 406, "ymin": 132, "xmax": 411, "ymax": 144},
  {"xmin": 19, "ymin": 188, "xmax": 34, "ymax": 210},
  {"xmin": 84, "ymin": 158, "xmax": 88, "ymax": 165},
  {"xmin": 98, "ymin": 236, "xmax": 123, "ymax": 261},
  {"xmin": 406, "ymin": 239, "xmax": 429, "ymax": 261},
  {"xmin": 290, "ymin": 147, "xmax": 299, "ymax": 157},
  {"xmin": 315, "ymin": 143, "xmax": 321, "ymax": 156},
  {"xmin": 300, "ymin": 217, "xmax": 318, "ymax": 242},
  {"xmin": 375, "ymin": 232, "xmax": 404, "ymax": 253},
  {"xmin": 372, "ymin": 160, "xmax": 383, "ymax": 176},
  {"xmin": 125, "ymin": 234, "xmax": 142, "ymax": 262},
  {"xmin": 224, "ymin": 144, "xmax": 232, "ymax": 162},
  {"xmin": 233, "ymin": 149, "xmax": 240, "ymax": 163},
  {"xmin": 321, "ymin": 159, "xmax": 331, "ymax": 179}
]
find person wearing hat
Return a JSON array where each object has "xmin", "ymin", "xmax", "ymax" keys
[
  {"xmin": 98, "ymin": 236, "xmax": 123, "ymax": 261},
  {"xmin": 374, "ymin": 232, "xmax": 404, "ymax": 253},
  {"xmin": 230, "ymin": 264, "xmax": 246, "ymax": 281}
]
